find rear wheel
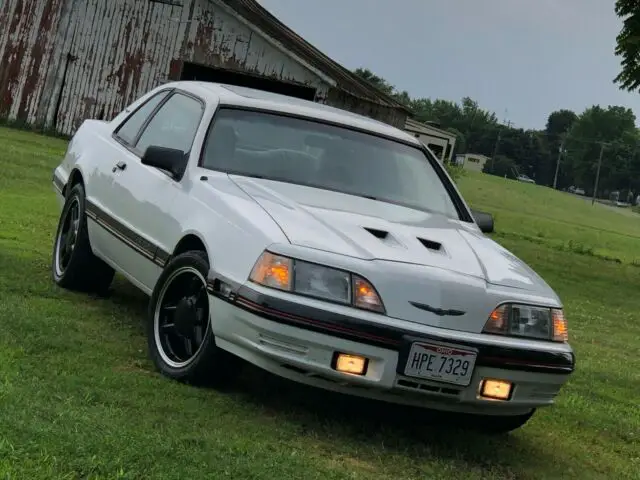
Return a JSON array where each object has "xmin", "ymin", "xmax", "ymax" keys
[
  {"xmin": 147, "ymin": 250, "xmax": 240, "ymax": 387},
  {"xmin": 51, "ymin": 182, "xmax": 114, "ymax": 294}
]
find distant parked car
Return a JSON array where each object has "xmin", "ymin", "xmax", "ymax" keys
[
  {"xmin": 516, "ymin": 174, "xmax": 536, "ymax": 184},
  {"xmin": 568, "ymin": 186, "xmax": 585, "ymax": 196},
  {"xmin": 50, "ymin": 82, "xmax": 574, "ymax": 434}
]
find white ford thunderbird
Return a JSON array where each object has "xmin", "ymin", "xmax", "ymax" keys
[{"xmin": 51, "ymin": 82, "xmax": 574, "ymax": 433}]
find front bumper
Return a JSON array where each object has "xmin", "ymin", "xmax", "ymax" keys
[{"xmin": 207, "ymin": 276, "xmax": 575, "ymax": 416}]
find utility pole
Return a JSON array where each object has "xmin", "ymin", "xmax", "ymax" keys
[
  {"xmin": 591, "ymin": 142, "xmax": 605, "ymax": 206},
  {"xmin": 629, "ymin": 143, "xmax": 640, "ymax": 201},
  {"xmin": 490, "ymin": 128, "xmax": 501, "ymax": 172},
  {"xmin": 490, "ymin": 118, "xmax": 513, "ymax": 173},
  {"xmin": 553, "ymin": 136, "xmax": 565, "ymax": 190}
]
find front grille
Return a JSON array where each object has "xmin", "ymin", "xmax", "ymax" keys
[
  {"xmin": 258, "ymin": 334, "xmax": 308, "ymax": 356},
  {"xmin": 395, "ymin": 377, "xmax": 463, "ymax": 398},
  {"xmin": 279, "ymin": 363, "xmax": 374, "ymax": 389}
]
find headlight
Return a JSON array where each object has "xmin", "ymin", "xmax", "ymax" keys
[
  {"xmin": 248, "ymin": 251, "xmax": 385, "ymax": 313},
  {"xmin": 483, "ymin": 303, "xmax": 568, "ymax": 342}
]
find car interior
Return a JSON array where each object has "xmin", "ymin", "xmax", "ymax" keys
[{"xmin": 202, "ymin": 123, "xmax": 407, "ymax": 195}]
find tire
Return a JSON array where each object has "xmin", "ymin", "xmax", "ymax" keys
[
  {"xmin": 51, "ymin": 182, "xmax": 115, "ymax": 294},
  {"xmin": 147, "ymin": 250, "xmax": 240, "ymax": 387},
  {"xmin": 467, "ymin": 409, "xmax": 536, "ymax": 435}
]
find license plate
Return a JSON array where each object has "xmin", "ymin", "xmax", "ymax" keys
[{"xmin": 404, "ymin": 342, "xmax": 477, "ymax": 387}]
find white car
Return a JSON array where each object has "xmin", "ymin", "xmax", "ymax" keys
[
  {"xmin": 51, "ymin": 82, "xmax": 574, "ymax": 433},
  {"xmin": 516, "ymin": 174, "xmax": 536, "ymax": 184}
]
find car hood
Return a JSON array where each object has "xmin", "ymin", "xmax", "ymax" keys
[{"xmin": 230, "ymin": 176, "xmax": 553, "ymax": 294}]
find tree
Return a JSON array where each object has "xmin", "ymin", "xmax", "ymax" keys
[
  {"xmin": 483, "ymin": 155, "xmax": 517, "ymax": 178},
  {"xmin": 353, "ymin": 68, "xmax": 414, "ymax": 106},
  {"xmin": 528, "ymin": 131, "xmax": 555, "ymax": 186},
  {"xmin": 350, "ymin": 66, "xmax": 640, "ymax": 193},
  {"xmin": 497, "ymin": 128, "xmax": 552, "ymax": 181},
  {"xmin": 545, "ymin": 110, "xmax": 577, "ymax": 140},
  {"xmin": 564, "ymin": 105, "xmax": 638, "ymax": 193},
  {"xmin": 353, "ymin": 68, "xmax": 395, "ymax": 96},
  {"xmin": 614, "ymin": 0, "xmax": 640, "ymax": 91},
  {"xmin": 544, "ymin": 110, "xmax": 577, "ymax": 187},
  {"xmin": 446, "ymin": 127, "xmax": 466, "ymax": 155}
]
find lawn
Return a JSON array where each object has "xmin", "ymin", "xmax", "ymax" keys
[{"xmin": 0, "ymin": 126, "xmax": 638, "ymax": 480}]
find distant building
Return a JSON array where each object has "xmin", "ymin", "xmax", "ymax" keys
[
  {"xmin": 455, "ymin": 153, "xmax": 490, "ymax": 172},
  {"xmin": 404, "ymin": 118, "xmax": 457, "ymax": 163}
]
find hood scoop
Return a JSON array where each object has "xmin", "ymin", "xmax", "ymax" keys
[
  {"xmin": 363, "ymin": 227, "xmax": 389, "ymax": 239},
  {"xmin": 230, "ymin": 175, "xmax": 489, "ymax": 277},
  {"xmin": 363, "ymin": 226, "xmax": 404, "ymax": 248},
  {"xmin": 418, "ymin": 237, "xmax": 443, "ymax": 252},
  {"xmin": 362, "ymin": 227, "xmax": 443, "ymax": 254}
]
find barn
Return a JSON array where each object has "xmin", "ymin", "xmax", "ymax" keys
[
  {"xmin": 404, "ymin": 117, "xmax": 457, "ymax": 163},
  {"xmin": 0, "ymin": 0, "xmax": 410, "ymax": 136}
]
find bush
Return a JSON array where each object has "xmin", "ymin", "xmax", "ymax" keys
[
  {"xmin": 482, "ymin": 155, "xmax": 516, "ymax": 178},
  {"xmin": 444, "ymin": 162, "xmax": 465, "ymax": 182}
]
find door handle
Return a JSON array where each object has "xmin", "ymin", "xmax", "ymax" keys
[{"xmin": 112, "ymin": 161, "xmax": 127, "ymax": 173}]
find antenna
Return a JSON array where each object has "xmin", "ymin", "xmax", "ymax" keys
[{"xmin": 503, "ymin": 109, "xmax": 513, "ymax": 128}]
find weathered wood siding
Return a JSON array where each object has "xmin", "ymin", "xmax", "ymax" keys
[
  {"xmin": 0, "ymin": 0, "xmax": 406, "ymax": 135},
  {"xmin": 184, "ymin": 1, "xmax": 330, "ymax": 101},
  {"xmin": 0, "ymin": 0, "xmax": 68, "ymax": 124}
]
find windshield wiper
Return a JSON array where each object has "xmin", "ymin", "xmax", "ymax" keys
[
  {"xmin": 227, "ymin": 171, "xmax": 267, "ymax": 180},
  {"xmin": 352, "ymin": 194, "xmax": 438, "ymax": 215},
  {"xmin": 226, "ymin": 173, "xmax": 441, "ymax": 216}
]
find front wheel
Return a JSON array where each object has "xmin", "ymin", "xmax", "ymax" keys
[{"xmin": 147, "ymin": 250, "xmax": 240, "ymax": 387}]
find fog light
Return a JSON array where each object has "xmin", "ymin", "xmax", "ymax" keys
[
  {"xmin": 334, "ymin": 353, "xmax": 368, "ymax": 376},
  {"xmin": 481, "ymin": 379, "xmax": 513, "ymax": 400}
]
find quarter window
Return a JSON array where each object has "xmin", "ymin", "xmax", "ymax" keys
[
  {"xmin": 115, "ymin": 90, "xmax": 170, "ymax": 145},
  {"xmin": 135, "ymin": 93, "xmax": 203, "ymax": 155}
]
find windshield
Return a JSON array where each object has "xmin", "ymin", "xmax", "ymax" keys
[{"xmin": 201, "ymin": 108, "xmax": 461, "ymax": 219}]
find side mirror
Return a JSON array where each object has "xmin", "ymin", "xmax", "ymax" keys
[
  {"xmin": 141, "ymin": 146, "xmax": 186, "ymax": 179},
  {"xmin": 471, "ymin": 209, "xmax": 494, "ymax": 234}
]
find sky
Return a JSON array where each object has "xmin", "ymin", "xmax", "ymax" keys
[{"xmin": 258, "ymin": 0, "xmax": 640, "ymax": 130}]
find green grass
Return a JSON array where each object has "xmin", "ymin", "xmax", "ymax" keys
[
  {"xmin": 0, "ymin": 126, "xmax": 638, "ymax": 479},
  {"xmin": 458, "ymin": 173, "xmax": 640, "ymax": 265}
]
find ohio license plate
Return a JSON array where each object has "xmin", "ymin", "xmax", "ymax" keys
[{"xmin": 404, "ymin": 342, "xmax": 477, "ymax": 387}]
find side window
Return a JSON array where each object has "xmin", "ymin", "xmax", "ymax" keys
[
  {"xmin": 135, "ymin": 93, "xmax": 203, "ymax": 155},
  {"xmin": 115, "ymin": 90, "xmax": 170, "ymax": 145}
]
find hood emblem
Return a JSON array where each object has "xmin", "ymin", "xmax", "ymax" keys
[{"xmin": 409, "ymin": 301, "xmax": 466, "ymax": 317}]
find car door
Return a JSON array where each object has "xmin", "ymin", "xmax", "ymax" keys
[
  {"xmin": 93, "ymin": 90, "xmax": 205, "ymax": 293},
  {"xmin": 86, "ymin": 89, "xmax": 172, "ymax": 290}
]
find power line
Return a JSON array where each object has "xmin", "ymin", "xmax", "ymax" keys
[{"xmin": 482, "ymin": 126, "xmax": 623, "ymax": 148}]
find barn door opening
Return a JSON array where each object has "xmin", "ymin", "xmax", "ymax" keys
[
  {"xmin": 179, "ymin": 62, "xmax": 317, "ymax": 101},
  {"xmin": 52, "ymin": 53, "xmax": 74, "ymax": 132}
]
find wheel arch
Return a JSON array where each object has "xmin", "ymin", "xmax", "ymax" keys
[
  {"xmin": 63, "ymin": 168, "xmax": 85, "ymax": 197},
  {"xmin": 171, "ymin": 232, "xmax": 210, "ymax": 263}
]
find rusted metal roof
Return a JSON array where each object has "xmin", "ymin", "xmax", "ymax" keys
[{"xmin": 219, "ymin": 0, "xmax": 412, "ymax": 113}]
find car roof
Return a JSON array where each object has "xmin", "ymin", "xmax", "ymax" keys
[{"xmin": 166, "ymin": 81, "xmax": 419, "ymax": 145}]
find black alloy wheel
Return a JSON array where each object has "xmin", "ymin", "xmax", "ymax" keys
[{"xmin": 147, "ymin": 250, "xmax": 241, "ymax": 386}]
